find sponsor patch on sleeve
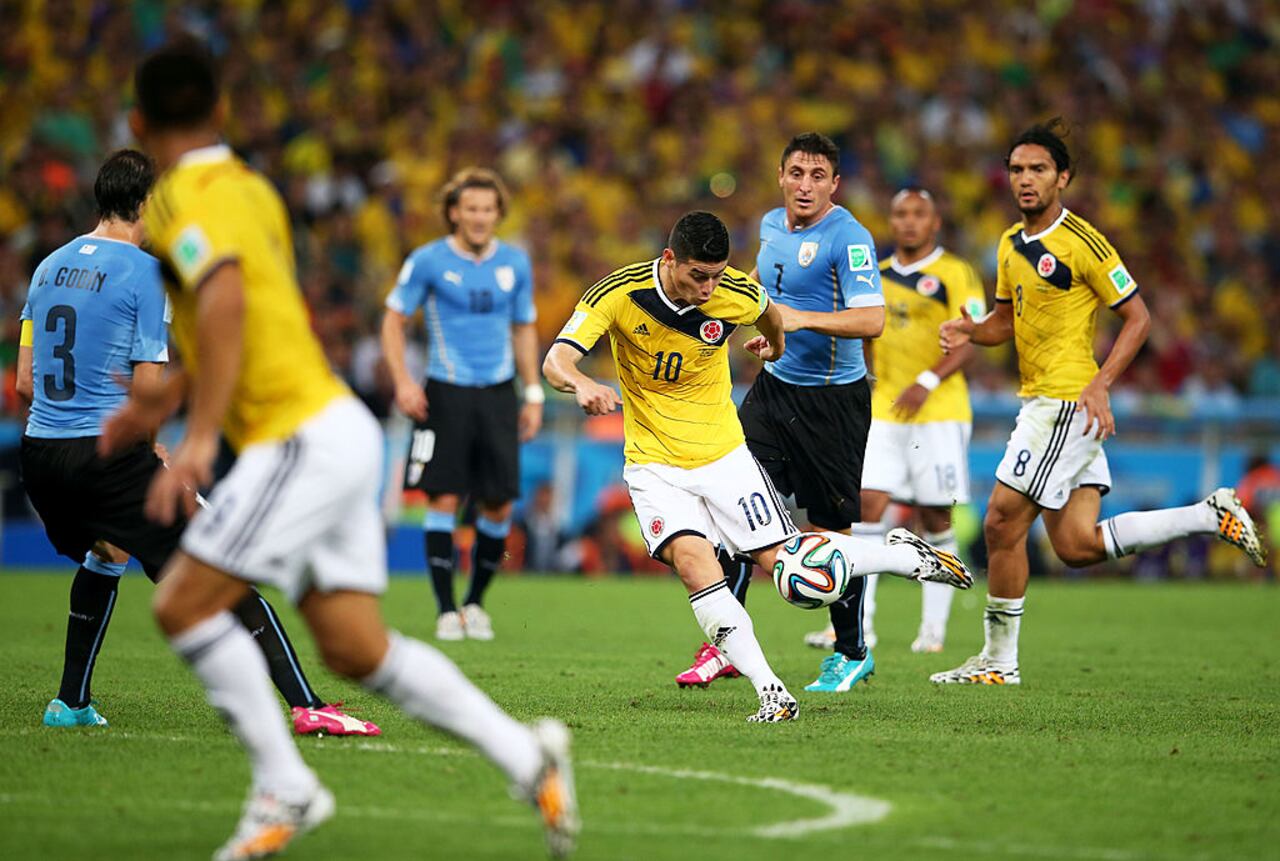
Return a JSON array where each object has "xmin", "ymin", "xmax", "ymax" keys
[
  {"xmin": 965, "ymin": 297, "xmax": 986, "ymax": 318},
  {"xmin": 396, "ymin": 259, "xmax": 415, "ymax": 286},
  {"xmin": 847, "ymin": 244, "xmax": 872, "ymax": 271},
  {"xmin": 170, "ymin": 224, "xmax": 212, "ymax": 285},
  {"xmin": 560, "ymin": 309, "xmax": 588, "ymax": 336},
  {"xmin": 1108, "ymin": 264, "xmax": 1136, "ymax": 296}
]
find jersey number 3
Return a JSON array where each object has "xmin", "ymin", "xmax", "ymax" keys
[{"xmin": 43, "ymin": 305, "xmax": 77, "ymax": 402}]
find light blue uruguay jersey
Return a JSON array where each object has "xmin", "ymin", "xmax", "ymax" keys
[
  {"xmin": 756, "ymin": 205, "xmax": 884, "ymax": 386},
  {"xmin": 21, "ymin": 236, "xmax": 169, "ymax": 439},
  {"xmin": 385, "ymin": 238, "xmax": 536, "ymax": 387}
]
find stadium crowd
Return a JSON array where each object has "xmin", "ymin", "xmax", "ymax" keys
[{"xmin": 3, "ymin": 1, "xmax": 1279, "ymax": 411}]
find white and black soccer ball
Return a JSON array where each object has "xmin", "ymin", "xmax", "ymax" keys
[{"xmin": 772, "ymin": 533, "xmax": 850, "ymax": 609}]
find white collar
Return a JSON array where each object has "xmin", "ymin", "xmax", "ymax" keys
[
  {"xmin": 175, "ymin": 144, "xmax": 233, "ymax": 168},
  {"xmin": 79, "ymin": 233, "xmax": 134, "ymax": 247},
  {"xmin": 1020, "ymin": 207, "xmax": 1069, "ymax": 243},
  {"xmin": 890, "ymin": 246, "xmax": 944, "ymax": 276},
  {"xmin": 652, "ymin": 258, "xmax": 696, "ymax": 315},
  {"xmin": 446, "ymin": 236, "xmax": 499, "ymax": 263}
]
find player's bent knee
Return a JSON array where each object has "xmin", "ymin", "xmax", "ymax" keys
[{"xmin": 318, "ymin": 639, "xmax": 383, "ymax": 679}]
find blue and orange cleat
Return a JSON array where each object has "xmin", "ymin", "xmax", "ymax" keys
[
  {"xmin": 43, "ymin": 698, "xmax": 109, "ymax": 727},
  {"xmin": 804, "ymin": 651, "xmax": 875, "ymax": 692}
]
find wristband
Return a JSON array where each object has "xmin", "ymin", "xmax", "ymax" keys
[
  {"xmin": 523, "ymin": 385, "xmax": 546, "ymax": 405},
  {"xmin": 916, "ymin": 370, "xmax": 941, "ymax": 391}
]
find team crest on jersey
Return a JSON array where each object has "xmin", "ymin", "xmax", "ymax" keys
[
  {"xmin": 797, "ymin": 241, "xmax": 820, "ymax": 268},
  {"xmin": 917, "ymin": 275, "xmax": 940, "ymax": 297},
  {"xmin": 649, "ymin": 517, "xmax": 665, "ymax": 537},
  {"xmin": 495, "ymin": 265, "xmax": 516, "ymax": 293},
  {"xmin": 1037, "ymin": 253, "xmax": 1057, "ymax": 278},
  {"xmin": 699, "ymin": 319, "xmax": 724, "ymax": 343}
]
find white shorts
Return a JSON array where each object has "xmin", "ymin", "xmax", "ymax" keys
[
  {"xmin": 862, "ymin": 419, "xmax": 972, "ymax": 507},
  {"xmin": 995, "ymin": 396, "xmax": 1112, "ymax": 510},
  {"xmin": 624, "ymin": 444, "xmax": 800, "ymax": 558},
  {"xmin": 181, "ymin": 396, "xmax": 388, "ymax": 603}
]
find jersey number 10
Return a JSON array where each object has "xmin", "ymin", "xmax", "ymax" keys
[{"xmin": 651, "ymin": 351, "xmax": 683, "ymax": 383}]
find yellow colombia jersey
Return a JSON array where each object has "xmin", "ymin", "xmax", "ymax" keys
[
  {"xmin": 146, "ymin": 145, "xmax": 346, "ymax": 449},
  {"xmin": 555, "ymin": 259, "xmax": 769, "ymax": 469},
  {"xmin": 875, "ymin": 248, "xmax": 986, "ymax": 425},
  {"xmin": 995, "ymin": 208, "xmax": 1139, "ymax": 401}
]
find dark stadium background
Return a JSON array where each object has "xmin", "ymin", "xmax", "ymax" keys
[{"xmin": 1, "ymin": 0, "xmax": 1276, "ymax": 578}]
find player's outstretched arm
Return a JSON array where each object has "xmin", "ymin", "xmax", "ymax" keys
[
  {"xmin": 542, "ymin": 342, "xmax": 621, "ymax": 416},
  {"xmin": 775, "ymin": 302, "xmax": 885, "ymax": 339},
  {"xmin": 1078, "ymin": 292, "xmax": 1151, "ymax": 441},
  {"xmin": 941, "ymin": 302, "xmax": 1014, "ymax": 352},
  {"xmin": 380, "ymin": 307, "xmax": 428, "ymax": 422}
]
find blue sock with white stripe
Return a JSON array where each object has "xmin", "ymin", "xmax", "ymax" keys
[
  {"xmin": 56, "ymin": 554, "xmax": 125, "ymax": 709},
  {"xmin": 231, "ymin": 590, "xmax": 325, "ymax": 709}
]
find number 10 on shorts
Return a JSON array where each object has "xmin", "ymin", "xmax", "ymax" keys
[{"xmin": 738, "ymin": 492, "xmax": 772, "ymax": 531}]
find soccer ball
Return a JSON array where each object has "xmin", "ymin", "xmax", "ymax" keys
[{"xmin": 772, "ymin": 533, "xmax": 850, "ymax": 609}]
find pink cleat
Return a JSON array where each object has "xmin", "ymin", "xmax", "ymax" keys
[
  {"xmin": 675, "ymin": 642, "xmax": 741, "ymax": 688},
  {"xmin": 292, "ymin": 703, "xmax": 382, "ymax": 737}
]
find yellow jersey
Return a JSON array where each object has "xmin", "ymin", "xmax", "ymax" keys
[
  {"xmin": 146, "ymin": 145, "xmax": 346, "ymax": 449},
  {"xmin": 555, "ymin": 260, "xmax": 769, "ymax": 469},
  {"xmin": 875, "ymin": 247, "xmax": 986, "ymax": 424},
  {"xmin": 994, "ymin": 208, "xmax": 1138, "ymax": 401}
]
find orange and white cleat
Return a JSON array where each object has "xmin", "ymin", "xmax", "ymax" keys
[
  {"xmin": 526, "ymin": 719, "xmax": 580, "ymax": 858},
  {"xmin": 930, "ymin": 654, "xmax": 1020, "ymax": 685},
  {"xmin": 886, "ymin": 528, "xmax": 974, "ymax": 589},
  {"xmin": 1206, "ymin": 488, "xmax": 1267, "ymax": 567},
  {"xmin": 213, "ymin": 785, "xmax": 334, "ymax": 861},
  {"xmin": 291, "ymin": 703, "xmax": 381, "ymax": 737}
]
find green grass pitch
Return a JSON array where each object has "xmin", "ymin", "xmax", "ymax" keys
[{"xmin": 1, "ymin": 570, "xmax": 1277, "ymax": 860}]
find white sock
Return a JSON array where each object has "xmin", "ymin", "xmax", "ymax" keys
[
  {"xmin": 363, "ymin": 632, "xmax": 541, "ymax": 790},
  {"xmin": 921, "ymin": 530, "xmax": 958, "ymax": 629},
  {"xmin": 1100, "ymin": 502, "xmax": 1217, "ymax": 559},
  {"xmin": 689, "ymin": 580, "xmax": 782, "ymax": 695},
  {"xmin": 820, "ymin": 530, "xmax": 918, "ymax": 578},
  {"xmin": 171, "ymin": 611, "xmax": 317, "ymax": 802},
  {"xmin": 850, "ymin": 522, "xmax": 884, "ymax": 627},
  {"xmin": 982, "ymin": 596, "xmax": 1024, "ymax": 667}
]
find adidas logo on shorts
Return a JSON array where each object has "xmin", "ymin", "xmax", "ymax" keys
[{"xmin": 632, "ymin": 323, "xmax": 650, "ymax": 336}]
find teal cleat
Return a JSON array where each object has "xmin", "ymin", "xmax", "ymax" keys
[
  {"xmin": 43, "ymin": 698, "xmax": 109, "ymax": 728},
  {"xmin": 804, "ymin": 651, "xmax": 875, "ymax": 692}
]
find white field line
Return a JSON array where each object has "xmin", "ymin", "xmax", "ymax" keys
[
  {"xmin": 0, "ymin": 727, "xmax": 887, "ymax": 839},
  {"xmin": 1, "ymin": 728, "xmax": 1206, "ymax": 859}
]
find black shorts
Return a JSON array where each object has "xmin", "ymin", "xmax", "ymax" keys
[
  {"xmin": 738, "ymin": 371, "xmax": 872, "ymax": 530},
  {"xmin": 19, "ymin": 436, "xmax": 188, "ymax": 579},
  {"xmin": 405, "ymin": 378, "xmax": 520, "ymax": 502}
]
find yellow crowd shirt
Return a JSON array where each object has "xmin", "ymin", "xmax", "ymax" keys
[
  {"xmin": 146, "ymin": 145, "xmax": 346, "ymax": 449},
  {"xmin": 874, "ymin": 247, "xmax": 986, "ymax": 424},
  {"xmin": 555, "ymin": 260, "xmax": 769, "ymax": 468},
  {"xmin": 994, "ymin": 209, "xmax": 1139, "ymax": 401}
]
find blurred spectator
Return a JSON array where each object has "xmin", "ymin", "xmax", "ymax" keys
[{"xmin": 0, "ymin": 1, "xmax": 1276, "ymax": 407}]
